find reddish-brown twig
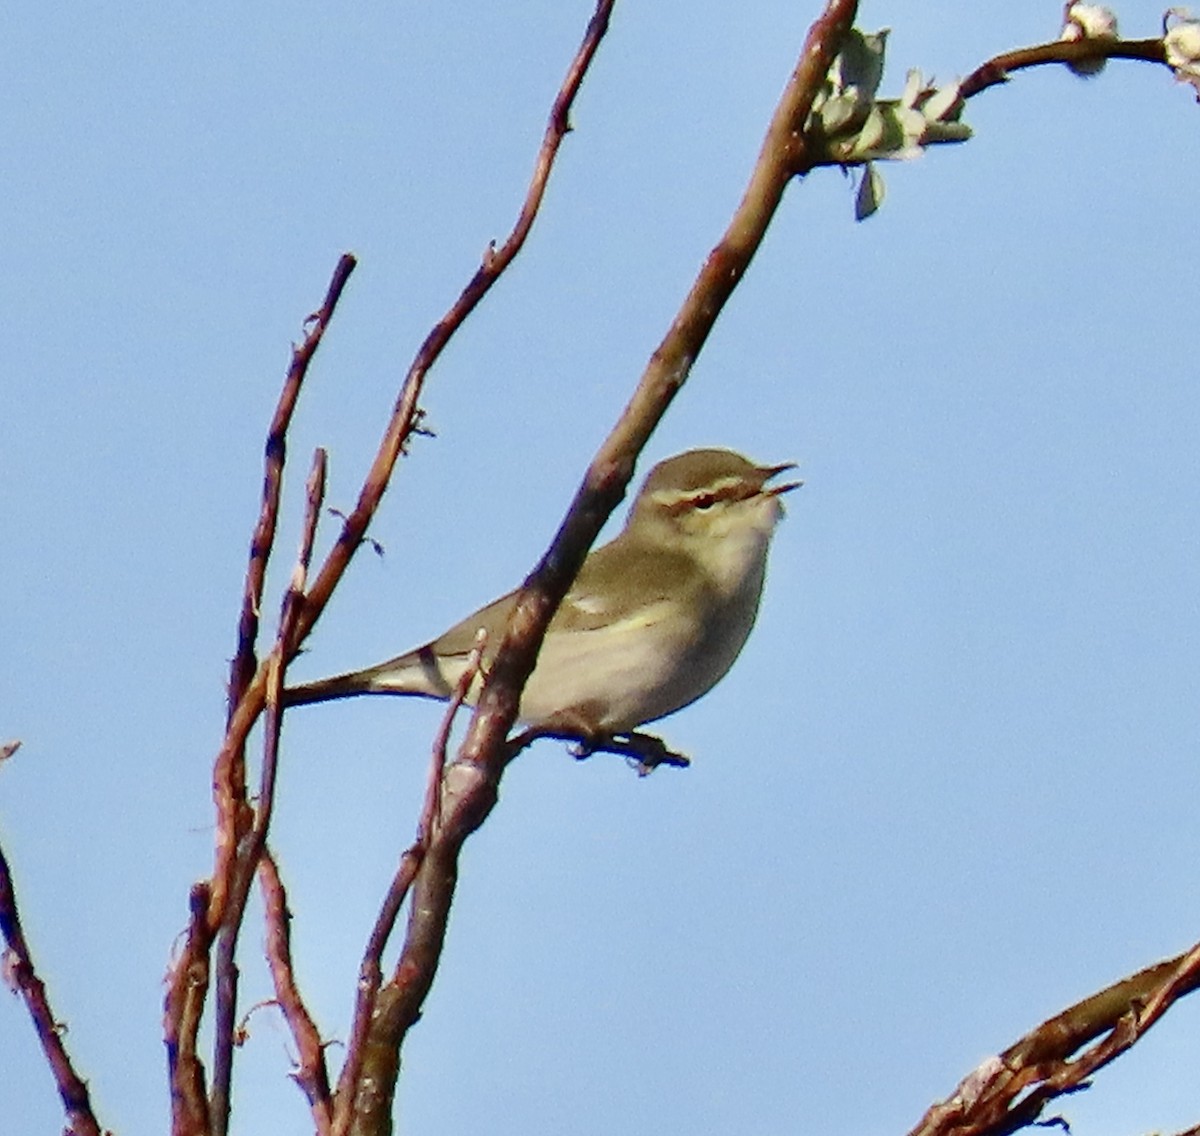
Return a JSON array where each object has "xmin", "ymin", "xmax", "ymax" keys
[
  {"xmin": 337, "ymin": 4, "xmax": 861, "ymax": 1133},
  {"xmin": 206, "ymin": 0, "xmax": 621, "ymax": 925},
  {"xmin": 908, "ymin": 940, "xmax": 1200, "ymax": 1136},
  {"xmin": 165, "ymin": 881, "xmax": 213, "ymax": 1136},
  {"xmin": 210, "ymin": 450, "xmax": 327, "ymax": 1136},
  {"xmin": 213, "ymin": 258, "xmax": 355, "ymax": 940},
  {"xmin": 228, "ymin": 255, "xmax": 357, "ymax": 717},
  {"xmin": 220, "ymin": 260, "xmax": 355, "ymax": 910},
  {"xmin": 177, "ymin": 0, "xmax": 616, "ymax": 1125},
  {"xmin": 259, "ymin": 849, "xmax": 334, "ymax": 1135},
  {"xmin": 166, "ymin": 257, "xmax": 356, "ymax": 1136},
  {"xmin": 331, "ymin": 632, "xmax": 486, "ymax": 1136},
  {"xmin": 0, "ymin": 838, "xmax": 104, "ymax": 1136},
  {"xmin": 960, "ymin": 36, "xmax": 1167, "ymax": 100}
]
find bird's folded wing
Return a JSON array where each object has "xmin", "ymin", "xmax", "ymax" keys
[{"xmin": 429, "ymin": 536, "xmax": 706, "ymax": 657}]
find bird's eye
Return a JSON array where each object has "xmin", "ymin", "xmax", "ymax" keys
[{"xmin": 692, "ymin": 493, "xmax": 718, "ymax": 510}]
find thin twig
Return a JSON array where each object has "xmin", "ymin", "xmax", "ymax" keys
[
  {"xmin": 166, "ymin": 257, "xmax": 356, "ymax": 1136},
  {"xmin": 184, "ymin": 0, "xmax": 612, "ymax": 1122},
  {"xmin": 228, "ymin": 255, "xmax": 357, "ymax": 716},
  {"xmin": 207, "ymin": 0, "xmax": 618, "ymax": 898},
  {"xmin": 211, "ymin": 450, "xmax": 327, "ymax": 1136},
  {"xmin": 259, "ymin": 849, "xmax": 333, "ymax": 1135},
  {"xmin": 165, "ymin": 882, "xmax": 213, "ymax": 1136},
  {"xmin": 908, "ymin": 940, "xmax": 1200, "ymax": 1136},
  {"xmin": 332, "ymin": 632, "xmax": 486, "ymax": 1136},
  {"xmin": 340, "ymin": 4, "xmax": 860, "ymax": 1134},
  {"xmin": 423, "ymin": 628, "xmax": 487, "ymax": 840},
  {"xmin": 0, "ymin": 838, "xmax": 104, "ymax": 1136},
  {"xmin": 212, "ymin": 259, "xmax": 353, "ymax": 931},
  {"xmin": 960, "ymin": 36, "xmax": 1167, "ymax": 100}
]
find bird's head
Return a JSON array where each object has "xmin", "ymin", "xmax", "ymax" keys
[{"xmin": 626, "ymin": 448, "xmax": 801, "ymax": 585}]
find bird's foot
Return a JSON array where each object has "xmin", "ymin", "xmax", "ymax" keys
[
  {"xmin": 507, "ymin": 715, "xmax": 690, "ymax": 774},
  {"xmin": 569, "ymin": 731, "xmax": 691, "ymax": 776}
]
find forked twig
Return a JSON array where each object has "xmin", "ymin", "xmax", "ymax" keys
[
  {"xmin": 170, "ymin": 0, "xmax": 617, "ymax": 1126},
  {"xmin": 228, "ymin": 254, "xmax": 356, "ymax": 718},
  {"xmin": 341, "ymin": 4, "xmax": 863, "ymax": 1133},
  {"xmin": 909, "ymin": 940, "xmax": 1200, "ymax": 1136},
  {"xmin": 210, "ymin": 450, "xmax": 327, "ymax": 1136},
  {"xmin": 206, "ymin": 0, "xmax": 622, "ymax": 907},
  {"xmin": 166, "ymin": 256, "xmax": 357, "ymax": 1136},
  {"xmin": 331, "ymin": 632, "xmax": 486, "ymax": 1136}
]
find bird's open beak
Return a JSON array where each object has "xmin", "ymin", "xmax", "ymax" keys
[{"xmin": 761, "ymin": 462, "xmax": 803, "ymax": 497}]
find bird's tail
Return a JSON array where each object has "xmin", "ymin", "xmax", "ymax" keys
[{"xmin": 282, "ymin": 647, "xmax": 455, "ymax": 708}]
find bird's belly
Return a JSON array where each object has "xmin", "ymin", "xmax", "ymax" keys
[{"xmin": 516, "ymin": 595, "xmax": 757, "ymax": 733}]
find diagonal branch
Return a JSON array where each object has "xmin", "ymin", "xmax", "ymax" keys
[
  {"xmin": 0, "ymin": 836, "xmax": 104, "ymax": 1136},
  {"xmin": 908, "ymin": 940, "xmax": 1200, "ymax": 1136},
  {"xmin": 259, "ymin": 848, "xmax": 334, "ymax": 1135},
  {"xmin": 165, "ymin": 260, "xmax": 358, "ymax": 1136},
  {"xmin": 228, "ymin": 253, "xmax": 357, "ymax": 720},
  {"xmin": 206, "ymin": 1, "xmax": 620, "ymax": 927},
  {"xmin": 330, "ymin": 632, "xmax": 485, "ymax": 1136},
  {"xmin": 340, "ymin": 3, "xmax": 861, "ymax": 1134}
]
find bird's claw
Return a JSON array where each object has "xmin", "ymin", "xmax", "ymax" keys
[{"xmin": 570, "ymin": 731, "xmax": 690, "ymax": 775}]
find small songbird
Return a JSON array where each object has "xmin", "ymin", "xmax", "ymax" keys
[{"xmin": 285, "ymin": 448, "xmax": 799, "ymax": 738}]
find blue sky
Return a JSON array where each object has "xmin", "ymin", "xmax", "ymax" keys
[{"xmin": 4, "ymin": 2, "xmax": 1200, "ymax": 1134}]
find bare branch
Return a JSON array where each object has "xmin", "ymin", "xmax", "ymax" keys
[
  {"xmin": 229, "ymin": 254, "xmax": 357, "ymax": 715},
  {"xmin": 0, "ymin": 839, "xmax": 104, "ymax": 1136},
  {"xmin": 259, "ymin": 849, "xmax": 334, "ymax": 1135},
  {"xmin": 339, "ymin": 3, "xmax": 862, "ymax": 1133},
  {"xmin": 211, "ymin": 449, "xmax": 328, "ymax": 1136},
  {"xmin": 908, "ymin": 941, "xmax": 1200, "ymax": 1136},
  {"xmin": 961, "ymin": 36, "xmax": 1167, "ymax": 100},
  {"xmin": 208, "ymin": 0, "xmax": 621, "ymax": 845},
  {"xmin": 174, "ymin": 0, "xmax": 614, "ymax": 1124},
  {"xmin": 164, "ymin": 251, "xmax": 352, "ymax": 1136},
  {"xmin": 332, "ymin": 632, "xmax": 486, "ymax": 1136},
  {"xmin": 165, "ymin": 882, "xmax": 213, "ymax": 1136}
]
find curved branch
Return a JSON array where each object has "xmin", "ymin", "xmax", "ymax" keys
[{"xmin": 961, "ymin": 36, "xmax": 1167, "ymax": 100}]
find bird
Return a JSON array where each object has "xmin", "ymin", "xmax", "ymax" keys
[{"xmin": 284, "ymin": 448, "xmax": 799, "ymax": 740}]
